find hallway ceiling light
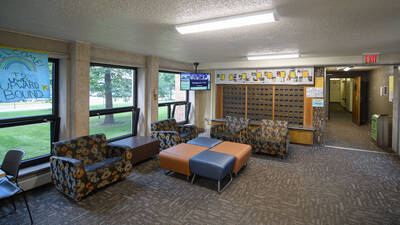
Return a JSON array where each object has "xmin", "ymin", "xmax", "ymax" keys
[
  {"xmin": 343, "ymin": 66, "xmax": 353, "ymax": 71},
  {"xmin": 175, "ymin": 10, "xmax": 279, "ymax": 34},
  {"xmin": 247, "ymin": 53, "xmax": 300, "ymax": 60}
]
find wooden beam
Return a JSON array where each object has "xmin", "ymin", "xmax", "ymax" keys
[
  {"xmin": 272, "ymin": 86, "xmax": 275, "ymax": 120},
  {"xmin": 245, "ymin": 85, "xmax": 248, "ymax": 119},
  {"xmin": 216, "ymin": 85, "xmax": 223, "ymax": 118}
]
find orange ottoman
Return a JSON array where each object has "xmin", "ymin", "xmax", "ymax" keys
[
  {"xmin": 159, "ymin": 143, "xmax": 208, "ymax": 176},
  {"xmin": 210, "ymin": 141, "xmax": 251, "ymax": 175}
]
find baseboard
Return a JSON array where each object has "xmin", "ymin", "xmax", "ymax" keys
[{"xmin": 19, "ymin": 171, "xmax": 51, "ymax": 191}]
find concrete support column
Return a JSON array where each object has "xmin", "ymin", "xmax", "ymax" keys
[
  {"xmin": 392, "ymin": 66, "xmax": 400, "ymax": 155},
  {"xmin": 58, "ymin": 58, "xmax": 71, "ymax": 140},
  {"xmin": 70, "ymin": 41, "xmax": 90, "ymax": 138},
  {"xmin": 137, "ymin": 68, "xmax": 148, "ymax": 136},
  {"xmin": 145, "ymin": 56, "xmax": 159, "ymax": 136}
]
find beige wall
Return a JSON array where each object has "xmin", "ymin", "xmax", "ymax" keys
[
  {"xmin": 194, "ymin": 70, "xmax": 216, "ymax": 130},
  {"xmin": 0, "ymin": 30, "xmax": 192, "ymax": 139},
  {"xmin": 338, "ymin": 78, "xmax": 353, "ymax": 112},
  {"xmin": 345, "ymin": 78, "xmax": 353, "ymax": 112},
  {"xmin": 329, "ymin": 80, "xmax": 341, "ymax": 102},
  {"xmin": 367, "ymin": 67, "xmax": 393, "ymax": 119}
]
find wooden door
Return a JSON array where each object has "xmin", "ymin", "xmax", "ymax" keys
[{"xmin": 352, "ymin": 76, "xmax": 361, "ymax": 125}]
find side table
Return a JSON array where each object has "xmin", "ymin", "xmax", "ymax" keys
[{"xmin": 109, "ymin": 136, "xmax": 159, "ymax": 164}]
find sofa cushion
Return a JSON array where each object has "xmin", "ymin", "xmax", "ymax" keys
[
  {"xmin": 151, "ymin": 119, "xmax": 178, "ymax": 132},
  {"xmin": 84, "ymin": 156, "xmax": 122, "ymax": 172},
  {"xmin": 53, "ymin": 134, "xmax": 108, "ymax": 167}
]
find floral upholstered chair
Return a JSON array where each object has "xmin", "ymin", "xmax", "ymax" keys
[
  {"xmin": 248, "ymin": 120, "xmax": 289, "ymax": 158},
  {"xmin": 151, "ymin": 118, "xmax": 198, "ymax": 150},
  {"xmin": 210, "ymin": 116, "xmax": 249, "ymax": 143},
  {"xmin": 50, "ymin": 133, "xmax": 133, "ymax": 201}
]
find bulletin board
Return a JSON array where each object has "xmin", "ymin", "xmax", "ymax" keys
[{"xmin": 216, "ymin": 67, "xmax": 314, "ymax": 85}]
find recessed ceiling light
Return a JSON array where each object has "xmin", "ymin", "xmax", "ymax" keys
[
  {"xmin": 175, "ymin": 10, "xmax": 279, "ymax": 34},
  {"xmin": 343, "ymin": 66, "xmax": 353, "ymax": 71},
  {"xmin": 247, "ymin": 53, "xmax": 300, "ymax": 60}
]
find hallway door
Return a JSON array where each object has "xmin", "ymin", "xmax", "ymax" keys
[{"xmin": 352, "ymin": 76, "xmax": 361, "ymax": 125}]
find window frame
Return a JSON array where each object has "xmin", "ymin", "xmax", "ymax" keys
[
  {"xmin": 89, "ymin": 63, "xmax": 138, "ymax": 142},
  {"xmin": 158, "ymin": 70, "xmax": 190, "ymax": 124},
  {"xmin": 0, "ymin": 58, "xmax": 60, "ymax": 168}
]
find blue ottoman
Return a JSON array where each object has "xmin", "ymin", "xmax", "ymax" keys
[
  {"xmin": 189, "ymin": 151, "xmax": 235, "ymax": 192},
  {"xmin": 187, "ymin": 137, "xmax": 223, "ymax": 148}
]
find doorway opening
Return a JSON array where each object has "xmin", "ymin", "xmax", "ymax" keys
[{"xmin": 325, "ymin": 66, "xmax": 394, "ymax": 153}]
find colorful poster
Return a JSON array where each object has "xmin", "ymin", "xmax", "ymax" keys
[
  {"xmin": 215, "ymin": 67, "xmax": 314, "ymax": 85},
  {"xmin": 0, "ymin": 47, "xmax": 49, "ymax": 102},
  {"xmin": 312, "ymin": 99, "xmax": 324, "ymax": 107},
  {"xmin": 389, "ymin": 75, "xmax": 393, "ymax": 102}
]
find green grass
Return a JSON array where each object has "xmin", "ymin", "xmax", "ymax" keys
[
  {"xmin": 0, "ymin": 123, "xmax": 50, "ymax": 162},
  {"xmin": 0, "ymin": 103, "xmax": 171, "ymax": 161},
  {"xmin": 89, "ymin": 112, "xmax": 132, "ymax": 139},
  {"xmin": 158, "ymin": 106, "xmax": 168, "ymax": 120}
]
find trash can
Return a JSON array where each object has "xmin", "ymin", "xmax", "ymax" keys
[{"xmin": 371, "ymin": 114, "xmax": 381, "ymax": 142}]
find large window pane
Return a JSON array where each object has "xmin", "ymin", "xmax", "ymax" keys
[
  {"xmin": 90, "ymin": 111, "xmax": 132, "ymax": 139},
  {"xmin": 0, "ymin": 62, "xmax": 54, "ymax": 119},
  {"xmin": 0, "ymin": 122, "xmax": 50, "ymax": 163},
  {"xmin": 90, "ymin": 65, "xmax": 135, "ymax": 110},
  {"xmin": 174, "ymin": 105, "xmax": 186, "ymax": 122},
  {"xmin": 158, "ymin": 72, "xmax": 187, "ymax": 103},
  {"xmin": 158, "ymin": 106, "xmax": 168, "ymax": 120}
]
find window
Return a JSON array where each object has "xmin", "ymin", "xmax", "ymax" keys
[
  {"xmin": 89, "ymin": 63, "xmax": 138, "ymax": 140},
  {"xmin": 0, "ymin": 59, "xmax": 59, "ymax": 167},
  {"xmin": 158, "ymin": 71, "xmax": 190, "ymax": 123}
]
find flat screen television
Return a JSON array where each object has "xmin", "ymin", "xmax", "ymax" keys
[{"xmin": 180, "ymin": 73, "xmax": 211, "ymax": 91}]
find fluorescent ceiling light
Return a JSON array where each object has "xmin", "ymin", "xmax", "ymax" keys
[
  {"xmin": 176, "ymin": 10, "xmax": 279, "ymax": 34},
  {"xmin": 247, "ymin": 53, "xmax": 300, "ymax": 60},
  {"xmin": 343, "ymin": 66, "xmax": 353, "ymax": 71}
]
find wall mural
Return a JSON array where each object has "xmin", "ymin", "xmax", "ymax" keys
[
  {"xmin": 215, "ymin": 67, "xmax": 314, "ymax": 85},
  {"xmin": 0, "ymin": 47, "xmax": 49, "ymax": 102}
]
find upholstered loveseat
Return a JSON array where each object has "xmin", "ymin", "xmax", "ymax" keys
[
  {"xmin": 50, "ymin": 134, "xmax": 133, "ymax": 201},
  {"xmin": 151, "ymin": 118, "xmax": 198, "ymax": 150},
  {"xmin": 210, "ymin": 116, "xmax": 249, "ymax": 143},
  {"xmin": 248, "ymin": 120, "xmax": 289, "ymax": 158}
]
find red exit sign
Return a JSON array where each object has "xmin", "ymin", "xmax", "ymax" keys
[{"xmin": 362, "ymin": 53, "xmax": 380, "ymax": 64}]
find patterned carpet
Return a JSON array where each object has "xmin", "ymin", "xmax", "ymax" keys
[
  {"xmin": 326, "ymin": 103, "xmax": 388, "ymax": 152},
  {"xmin": 2, "ymin": 145, "xmax": 400, "ymax": 225}
]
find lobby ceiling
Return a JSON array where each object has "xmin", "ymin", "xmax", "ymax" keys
[{"xmin": 1, "ymin": 0, "xmax": 400, "ymax": 64}]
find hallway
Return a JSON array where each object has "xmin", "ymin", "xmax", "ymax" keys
[{"xmin": 326, "ymin": 103, "xmax": 389, "ymax": 153}]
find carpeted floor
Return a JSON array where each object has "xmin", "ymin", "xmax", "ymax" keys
[
  {"xmin": 2, "ymin": 144, "xmax": 400, "ymax": 225},
  {"xmin": 326, "ymin": 103, "xmax": 388, "ymax": 152}
]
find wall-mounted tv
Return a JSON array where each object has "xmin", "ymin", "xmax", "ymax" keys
[{"xmin": 180, "ymin": 73, "xmax": 211, "ymax": 91}]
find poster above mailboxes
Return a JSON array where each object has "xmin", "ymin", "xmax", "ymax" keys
[{"xmin": 215, "ymin": 67, "xmax": 314, "ymax": 85}]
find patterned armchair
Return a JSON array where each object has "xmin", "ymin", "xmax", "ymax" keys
[
  {"xmin": 210, "ymin": 116, "xmax": 249, "ymax": 143},
  {"xmin": 151, "ymin": 118, "xmax": 198, "ymax": 150},
  {"xmin": 248, "ymin": 120, "xmax": 289, "ymax": 158},
  {"xmin": 50, "ymin": 134, "xmax": 133, "ymax": 201}
]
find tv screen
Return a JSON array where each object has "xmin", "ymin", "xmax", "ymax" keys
[{"xmin": 180, "ymin": 73, "xmax": 211, "ymax": 91}]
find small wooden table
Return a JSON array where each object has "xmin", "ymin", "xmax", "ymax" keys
[
  {"xmin": 0, "ymin": 169, "xmax": 5, "ymax": 178},
  {"xmin": 109, "ymin": 136, "xmax": 159, "ymax": 164}
]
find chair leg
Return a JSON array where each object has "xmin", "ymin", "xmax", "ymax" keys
[
  {"xmin": 22, "ymin": 192, "xmax": 33, "ymax": 225},
  {"xmin": 191, "ymin": 174, "xmax": 196, "ymax": 184}
]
